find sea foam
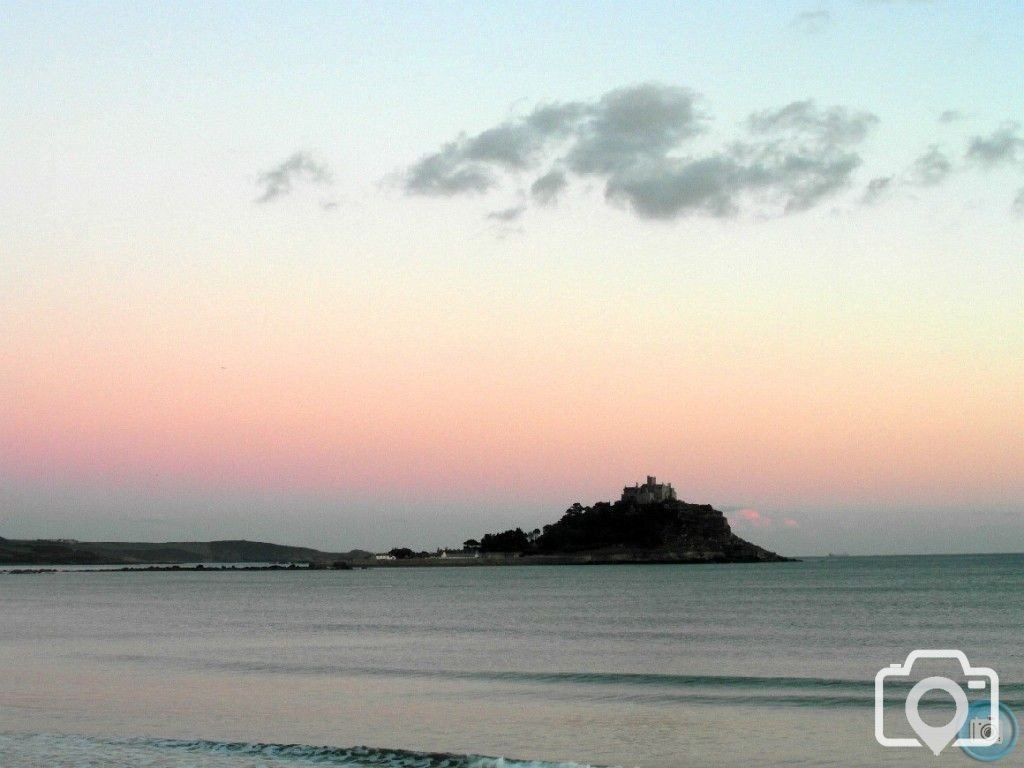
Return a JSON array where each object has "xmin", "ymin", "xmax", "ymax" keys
[{"xmin": 0, "ymin": 733, "xmax": 614, "ymax": 768}]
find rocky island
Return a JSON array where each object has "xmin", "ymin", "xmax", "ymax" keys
[
  {"xmin": 460, "ymin": 476, "xmax": 789, "ymax": 565},
  {"xmin": 377, "ymin": 477, "xmax": 791, "ymax": 566}
]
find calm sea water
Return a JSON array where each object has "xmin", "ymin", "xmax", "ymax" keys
[{"xmin": 2, "ymin": 554, "xmax": 1022, "ymax": 767}]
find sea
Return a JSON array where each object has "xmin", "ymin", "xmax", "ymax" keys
[{"xmin": 1, "ymin": 554, "xmax": 1022, "ymax": 767}]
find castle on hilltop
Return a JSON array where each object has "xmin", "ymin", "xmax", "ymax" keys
[{"xmin": 621, "ymin": 476, "xmax": 678, "ymax": 505}]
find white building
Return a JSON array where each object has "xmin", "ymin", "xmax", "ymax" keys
[{"xmin": 439, "ymin": 549, "xmax": 479, "ymax": 559}]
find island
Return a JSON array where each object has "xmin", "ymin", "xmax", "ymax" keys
[
  {"xmin": 1, "ymin": 477, "xmax": 792, "ymax": 569},
  {"xmin": 379, "ymin": 476, "xmax": 790, "ymax": 565}
]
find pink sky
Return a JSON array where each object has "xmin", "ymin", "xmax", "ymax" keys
[{"xmin": 4, "ymin": 244, "xmax": 1021, "ymax": 528}]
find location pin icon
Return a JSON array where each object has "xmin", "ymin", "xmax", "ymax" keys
[{"xmin": 904, "ymin": 677, "xmax": 969, "ymax": 755}]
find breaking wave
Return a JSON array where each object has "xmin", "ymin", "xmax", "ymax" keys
[
  {"xmin": 0, "ymin": 733, "xmax": 611, "ymax": 768},
  {"xmin": 85, "ymin": 655, "xmax": 1024, "ymax": 710}
]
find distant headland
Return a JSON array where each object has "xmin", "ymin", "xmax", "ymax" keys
[
  {"xmin": 0, "ymin": 536, "xmax": 369, "ymax": 568},
  {"xmin": 1, "ymin": 477, "xmax": 791, "ymax": 568}
]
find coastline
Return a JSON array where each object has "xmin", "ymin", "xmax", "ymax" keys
[{"xmin": 3, "ymin": 554, "xmax": 798, "ymax": 574}]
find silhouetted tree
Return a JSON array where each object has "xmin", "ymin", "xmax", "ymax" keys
[{"xmin": 479, "ymin": 528, "xmax": 531, "ymax": 553}]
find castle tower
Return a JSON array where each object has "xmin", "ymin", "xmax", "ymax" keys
[{"xmin": 622, "ymin": 476, "xmax": 678, "ymax": 504}]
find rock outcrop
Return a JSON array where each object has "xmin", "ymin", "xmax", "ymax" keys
[{"xmin": 481, "ymin": 497, "xmax": 790, "ymax": 563}]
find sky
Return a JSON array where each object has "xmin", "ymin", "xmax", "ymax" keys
[{"xmin": 1, "ymin": 1, "xmax": 1022, "ymax": 556}]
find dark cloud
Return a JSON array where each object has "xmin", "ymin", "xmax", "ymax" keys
[
  {"xmin": 486, "ymin": 205, "xmax": 527, "ymax": 222},
  {"xmin": 606, "ymin": 141, "xmax": 863, "ymax": 220},
  {"xmin": 405, "ymin": 84, "xmax": 702, "ymax": 196},
  {"xmin": 564, "ymin": 84, "xmax": 704, "ymax": 174},
  {"xmin": 746, "ymin": 100, "xmax": 878, "ymax": 147},
  {"xmin": 530, "ymin": 169, "xmax": 568, "ymax": 204},
  {"xmin": 965, "ymin": 123, "xmax": 1024, "ymax": 167},
  {"xmin": 403, "ymin": 86, "xmax": 876, "ymax": 222},
  {"xmin": 405, "ymin": 142, "xmax": 496, "ymax": 195},
  {"xmin": 525, "ymin": 102, "xmax": 589, "ymax": 134},
  {"xmin": 605, "ymin": 156, "xmax": 743, "ymax": 219},
  {"xmin": 404, "ymin": 100, "xmax": 589, "ymax": 196},
  {"xmin": 862, "ymin": 176, "xmax": 893, "ymax": 204},
  {"xmin": 794, "ymin": 9, "xmax": 831, "ymax": 33},
  {"xmin": 907, "ymin": 145, "xmax": 952, "ymax": 186},
  {"xmin": 255, "ymin": 152, "xmax": 332, "ymax": 203},
  {"xmin": 603, "ymin": 100, "xmax": 874, "ymax": 219},
  {"xmin": 938, "ymin": 109, "xmax": 965, "ymax": 124},
  {"xmin": 465, "ymin": 124, "xmax": 545, "ymax": 168}
]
